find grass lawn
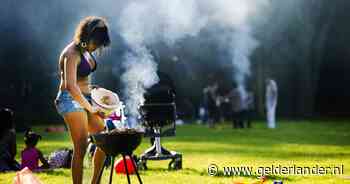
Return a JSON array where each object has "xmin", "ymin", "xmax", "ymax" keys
[{"xmin": 1, "ymin": 120, "xmax": 350, "ymax": 184}]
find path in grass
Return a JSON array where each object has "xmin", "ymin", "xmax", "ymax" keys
[{"xmin": 1, "ymin": 121, "xmax": 349, "ymax": 184}]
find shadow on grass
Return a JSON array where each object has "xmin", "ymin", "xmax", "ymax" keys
[
  {"xmin": 204, "ymin": 169, "xmax": 292, "ymax": 181},
  {"xmin": 175, "ymin": 146, "xmax": 350, "ymax": 158},
  {"xmin": 37, "ymin": 169, "xmax": 70, "ymax": 177},
  {"xmin": 139, "ymin": 167, "xmax": 292, "ymax": 182},
  {"xmin": 139, "ymin": 167, "xmax": 204, "ymax": 176},
  {"xmin": 215, "ymin": 172, "xmax": 290, "ymax": 181}
]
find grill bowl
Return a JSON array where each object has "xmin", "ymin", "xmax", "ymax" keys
[{"xmin": 90, "ymin": 129, "xmax": 143, "ymax": 156}]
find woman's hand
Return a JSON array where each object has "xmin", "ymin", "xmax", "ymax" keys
[
  {"xmin": 86, "ymin": 105, "xmax": 95, "ymax": 114},
  {"xmin": 90, "ymin": 106, "xmax": 107, "ymax": 119}
]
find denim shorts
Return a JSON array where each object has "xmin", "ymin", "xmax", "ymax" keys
[{"xmin": 55, "ymin": 90, "xmax": 92, "ymax": 116}]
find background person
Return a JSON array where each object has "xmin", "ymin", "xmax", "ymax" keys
[
  {"xmin": 203, "ymin": 82, "xmax": 219, "ymax": 128},
  {"xmin": 227, "ymin": 87, "xmax": 245, "ymax": 128},
  {"xmin": 21, "ymin": 130, "xmax": 50, "ymax": 171},
  {"xmin": 0, "ymin": 108, "xmax": 20, "ymax": 172},
  {"xmin": 265, "ymin": 79, "xmax": 278, "ymax": 129}
]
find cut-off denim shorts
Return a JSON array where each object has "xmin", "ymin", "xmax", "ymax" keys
[{"xmin": 55, "ymin": 90, "xmax": 92, "ymax": 116}]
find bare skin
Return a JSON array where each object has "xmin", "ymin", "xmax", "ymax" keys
[{"xmin": 58, "ymin": 41, "xmax": 105, "ymax": 184}]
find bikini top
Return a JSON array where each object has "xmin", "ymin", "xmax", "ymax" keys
[{"xmin": 77, "ymin": 52, "xmax": 97, "ymax": 78}]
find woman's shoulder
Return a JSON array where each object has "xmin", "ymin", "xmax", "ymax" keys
[{"xmin": 60, "ymin": 43, "xmax": 81, "ymax": 61}]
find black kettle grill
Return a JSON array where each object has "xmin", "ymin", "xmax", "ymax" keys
[{"xmin": 90, "ymin": 129, "xmax": 143, "ymax": 184}]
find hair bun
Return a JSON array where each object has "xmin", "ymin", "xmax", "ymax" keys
[{"xmin": 24, "ymin": 130, "xmax": 41, "ymax": 140}]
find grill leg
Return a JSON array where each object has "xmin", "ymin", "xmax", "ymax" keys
[
  {"xmin": 130, "ymin": 155, "xmax": 143, "ymax": 184},
  {"xmin": 97, "ymin": 157, "xmax": 107, "ymax": 184},
  {"xmin": 154, "ymin": 128, "xmax": 162, "ymax": 155},
  {"xmin": 122, "ymin": 154, "xmax": 131, "ymax": 184},
  {"xmin": 109, "ymin": 157, "xmax": 115, "ymax": 184}
]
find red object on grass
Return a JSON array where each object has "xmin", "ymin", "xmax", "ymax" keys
[{"xmin": 114, "ymin": 156, "xmax": 136, "ymax": 174}]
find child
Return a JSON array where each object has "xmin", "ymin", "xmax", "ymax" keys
[
  {"xmin": 0, "ymin": 108, "xmax": 20, "ymax": 172},
  {"xmin": 21, "ymin": 130, "xmax": 50, "ymax": 171}
]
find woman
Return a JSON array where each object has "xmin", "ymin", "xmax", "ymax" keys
[{"xmin": 55, "ymin": 16, "xmax": 111, "ymax": 184}]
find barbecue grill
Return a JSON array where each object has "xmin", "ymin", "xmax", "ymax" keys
[
  {"xmin": 90, "ymin": 129, "xmax": 143, "ymax": 184},
  {"xmin": 138, "ymin": 85, "xmax": 182, "ymax": 170},
  {"xmin": 89, "ymin": 89, "xmax": 144, "ymax": 184}
]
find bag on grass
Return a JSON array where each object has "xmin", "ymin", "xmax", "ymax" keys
[{"xmin": 48, "ymin": 148, "xmax": 72, "ymax": 168}]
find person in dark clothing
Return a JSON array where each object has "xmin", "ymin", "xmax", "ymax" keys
[
  {"xmin": 227, "ymin": 87, "xmax": 253, "ymax": 129},
  {"xmin": 241, "ymin": 92, "xmax": 254, "ymax": 128},
  {"xmin": 0, "ymin": 108, "xmax": 20, "ymax": 172},
  {"xmin": 203, "ymin": 83, "xmax": 219, "ymax": 128}
]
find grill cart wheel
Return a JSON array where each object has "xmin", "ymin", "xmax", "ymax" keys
[
  {"xmin": 137, "ymin": 159, "xmax": 148, "ymax": 170},
  {"xmin": 168, "ymin": 154, "xmax": 182, "ymax": 170}
]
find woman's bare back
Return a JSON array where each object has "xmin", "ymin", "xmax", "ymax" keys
[{"xmin": 58, "ymin": 43, "xmax": 91, "ymax": 94}]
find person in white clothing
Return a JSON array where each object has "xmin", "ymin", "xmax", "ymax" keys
[{"xmin": 265, "ymin": 79, "xmax": 278, "ymax": 128}]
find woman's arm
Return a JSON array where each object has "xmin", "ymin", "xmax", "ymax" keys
[{"xmin": 64, "ymin": 51, "xmax": 94, "ymax": 113}]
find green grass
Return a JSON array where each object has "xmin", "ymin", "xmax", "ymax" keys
[{"xmin": 1, "ymin": 120, "xmax": 350, "ymax": 184}]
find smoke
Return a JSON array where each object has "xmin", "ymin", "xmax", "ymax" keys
[
  {"xmin": 119, "ymin": 0, "xmax": 206, "ymax": 116},
  {"xmin": 120, "ymin": 47, "xmax": 159, "ymax": 116},
  {"xmin": 230, "ymin": 25, "xmax": 259, "ymax": 96},
  {"xmin": 119, "ymin": 0, "xmax": 267, "ymax": 116},
  {"xmin": 204, "ymin": 0, "xmax": 265, "ymax": 96}
]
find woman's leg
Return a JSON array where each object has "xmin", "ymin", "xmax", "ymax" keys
[
  {"xmin": 63, "ymin": 112, "xmax": 89, "ymax": 184},
  {"xmin": 87, "ymin": 113, "xmax": 106, "ymax": 184}
]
